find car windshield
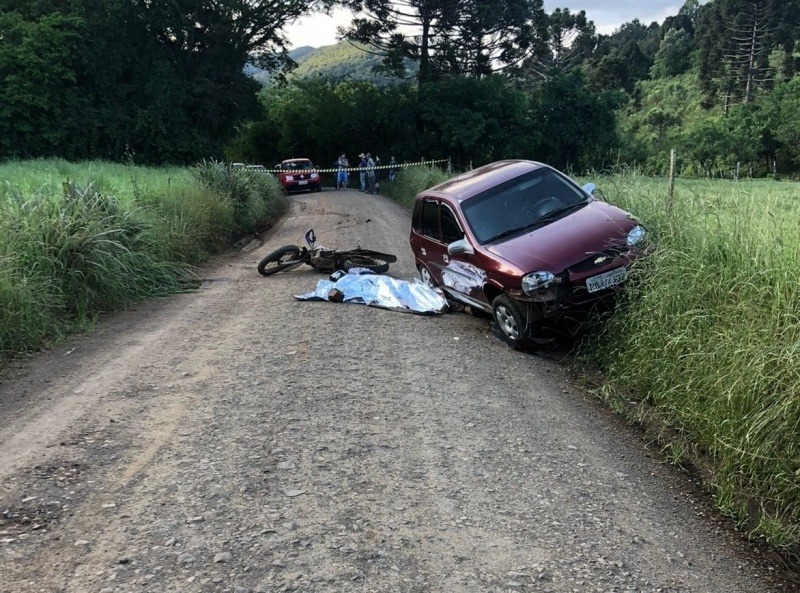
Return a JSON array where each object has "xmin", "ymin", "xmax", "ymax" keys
[
  {"xmin": 461, "ymin": 168, "xmax": 589, "ymax": 244},
  {"xmin": 282, "ymin": 161, "xmax": 313, "ymax": 170}
]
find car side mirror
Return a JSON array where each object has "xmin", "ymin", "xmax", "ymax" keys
[
  {"xmin": 582, "ymin": 182, "xmax": 596, "ymax": 196},
  {"xmin": 447, "ymin": 238, "xmax": 474, "ymax": 255}
]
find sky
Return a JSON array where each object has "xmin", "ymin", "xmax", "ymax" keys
[{"xmin": 284, "ymin": 1, "xmax": 686, "ymax": 49}]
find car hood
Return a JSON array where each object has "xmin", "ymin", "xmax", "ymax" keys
[{"xmin": 485, "ymin": 200, "xmax": 636, "ymax": 273}]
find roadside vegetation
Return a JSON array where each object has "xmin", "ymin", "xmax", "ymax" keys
[
  {"xmin": 586, "ymin": 173, "xmax": 800, "ymax": 557},
  {"xmin": 382, "ymin": 165, "xmax": 451, "ymax": 208},
  {"xmin": 0, "ymin": 160, "xmax": 284, "ymax": 359}
]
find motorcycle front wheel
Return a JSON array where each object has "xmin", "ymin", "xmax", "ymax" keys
[{"xmin": 257, "ymin": 245, "xmax": 304, "ymax": 276}]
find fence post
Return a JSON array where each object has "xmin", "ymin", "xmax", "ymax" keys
[{"xmin": 668, "ymin": 148, "xmax": 676, "ymax": 214}]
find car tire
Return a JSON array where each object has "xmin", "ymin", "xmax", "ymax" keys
[
  {"xmin": 313, "ymin": 184, "xmax": 321, "ymax": 193},
  {"xmin": 492, "ymin": 294, "xmax": 540, "ymax": 350}
]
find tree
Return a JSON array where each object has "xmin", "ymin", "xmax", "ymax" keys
[
  {"xmin": 229, "ymin": 79, "xmax": 419, "ymax": 167},
  {"xmin": 650, "ymin": 28, "xmax": 693, "ymax": 78},
  {"xmin": 436, "ymin": 0, "xmax": 547, "ymax": 78},
  {"xmin": 680, "ymin": 112, "xmax": 760, "ymax": 176},
  {"xmin": 762, "ymin": 76, "xmax": 800, "ymax": 169},
  {"xmin": 695, "ymin": 0, "xmax": 800, "ymax": 109},
  {"xmin": 340, "ymin": 0, "xmax": 546, "ymax": 83},
  {"xmin": 529, "ymin": 70, "xmax": 620, "ymax": 170},
  {"xmin": 617, "ymin": 74, "xmax": 704, "ymax": 173},
  {"xmin": 586, "ymin": 19, "xmax": 660, "ymax": 93},
  {"xmin": 0, "ymin": 0, "xmax": 333, "ymax": 163},
  {"xmin": 0, "ymin": 12, "xmax": 87, "ymax": 159},
  {"xmin": 521, "ymin": 8, "xmax": 595, "ymax": 81},
  {"xmin": 417, "ymin": 75, "xmax": 533, "ymax": 165}
]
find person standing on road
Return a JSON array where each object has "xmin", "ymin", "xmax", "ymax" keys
[
  {"xmin": 374, "ymin": 155, "xmax": 382, "ymax": 194},
  {"xmin": 366, "ymin": 153, "xmax": 376, "ymax": 194},
  {"xmin": 342, "ymin": 154, "xmax": 350, "ymax": 188},
  {"xmin": 388, "ymin": 156, "xmax": 398, "ymax": 182},
  {"xmin": 335, "ymin": 153, "xmax": 348, "ymax": 190},
  {"xmin": 333, "ymin": 153, "xmax": 344, "ymax": 190},
  {"xmin": 358, "ymin": 153, "xmax": 367, "ymax": 192}
]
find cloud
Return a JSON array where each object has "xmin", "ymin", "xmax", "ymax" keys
[
  {"xmin": 285, "ymin": 2, "xmax": 690, "ymax": 49},
  {"xmin": 284, "ymin": 8, "xmax": 352, "ymax": 49},
  {"xmin": 542, "ymin": 1, "xmax": 683, "ymax": 34}
]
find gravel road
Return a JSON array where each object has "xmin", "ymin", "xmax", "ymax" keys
[{"xmin": 0, "ymin": 189, "xmax": 795, "ymax": 593}]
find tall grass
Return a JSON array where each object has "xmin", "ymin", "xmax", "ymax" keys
[
  {"xmin": 588, "ymin": 172, "xmax": 800, "ymax": 555},
  {"xmin": 0, "ymin": 159, "xmax": 285, "ymax": 358},
  {"xmin": 382, "ymin": 164, "xmax": 450, "ymax": 207}
]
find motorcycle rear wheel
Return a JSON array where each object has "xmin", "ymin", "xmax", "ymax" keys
[
  {"xmin": 257, "ymin": 245, "xmax": 304, "ymax": 276},
  {"xmin": 341, "ymin": 254, "xmax": 391, "ymax": 274}
]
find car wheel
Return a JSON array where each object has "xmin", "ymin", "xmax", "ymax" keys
[
  {"xmin": 419, "ymin": 265, "xmax": 436, "ymax": 288},
  {"xmin": 492, "ymin": 295, "xmax": 551, "ymax": 350},
  {"xmin": 492, "ymin": 294, "xmax": 546, "ymax": 351},
  {"xmin": 492, "ymin": 294, "xmax": 526, "ymax": 340}
]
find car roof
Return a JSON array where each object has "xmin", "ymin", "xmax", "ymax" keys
[
  {"xmin": 424, "ymin": 160, "xmax": 548, "ymax": 202},
  {"xmin": 281, "ymin": 158, "xmax": 313, "ymax": 165}
]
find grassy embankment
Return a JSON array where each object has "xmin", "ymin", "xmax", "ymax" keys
[
  {"xmin": 0, "ymin": 159, "xmax": 285, "ymax": 359},
  {"xmin": 592, "ymin": 173, "xmax": 800, "ymax": 557},
  {"xmin": 389, "ymin": 165, "xmax": 800, "ymax": 558}
]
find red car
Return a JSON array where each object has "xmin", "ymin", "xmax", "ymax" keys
[
  {"xmin": 277, "ymin": 158, "xmax": 321, "ymax": 193},
  {"xmin": 409, "ymin": 160, "xmax": 646, "ymax": 348}
]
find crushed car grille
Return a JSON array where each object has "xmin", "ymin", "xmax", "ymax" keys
[{"xmin": 569, "ymin": 246, "xmax": 627, "ymax": 273}]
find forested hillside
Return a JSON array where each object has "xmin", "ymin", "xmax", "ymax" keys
[
  {"xmin": 246, "ymin": 41, "xmax": 411, "ymax": 86},
  {"xmin": 2, "ymin": 0, "xmax": 799, "ymax": 176},
  {"xmin": 245, "ymin": 45, "xmax": 317, "ymax": 85}
]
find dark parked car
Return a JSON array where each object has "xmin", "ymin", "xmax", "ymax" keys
[
  {"xmin": 409, "ymin": 160, "xmax": 646, "ymax": 348},
  {"xmin": 277, "ymin": 158, "xmax": 321, "ymax": 193}
]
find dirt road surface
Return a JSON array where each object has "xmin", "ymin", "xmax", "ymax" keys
[{"xmin": 0, "ymin": 190, "xmax": 795, "ymax": 593}]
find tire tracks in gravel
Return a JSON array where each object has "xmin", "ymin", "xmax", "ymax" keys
[{"xmin": 0, "ymin": 189, "xmax": 795, "ymax": 593}]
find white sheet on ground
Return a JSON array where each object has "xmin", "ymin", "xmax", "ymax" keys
[{"xmin": 294, "ymin": 269, "xmax": 448, "ymax": 315}]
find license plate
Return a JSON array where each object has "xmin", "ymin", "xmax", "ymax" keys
[
  {"xmin": 585, "ymin": 266, "xmax": 627, "ymax": 293},
  {"xmin": 298, "ymin": 180, "xmax": 308, "ymax": 185}
]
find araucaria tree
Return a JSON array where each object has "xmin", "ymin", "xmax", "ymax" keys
[
  {"xmin": 696, "ymin": 0, "xmax": 800, "ymax": 109},
  {"xmin": 340, "ymin": 0, "xmax": 546, "ymax": 83}
]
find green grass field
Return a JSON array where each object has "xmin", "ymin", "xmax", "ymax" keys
[{"xmin": 0, "ymin": 158, "xmax": 193, "ymax": 199}]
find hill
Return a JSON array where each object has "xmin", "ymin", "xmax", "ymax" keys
[{"xmin": 247, "ymin": 42, "xmax": 413, "ymax": 87}]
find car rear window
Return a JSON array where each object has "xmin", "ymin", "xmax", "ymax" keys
[{"xmin": 282, "ymin": 160, "xmax": 313, "ymax": 170}]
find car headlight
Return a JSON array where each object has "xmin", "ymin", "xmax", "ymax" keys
[
  {"xmin": 285, "ymin": 175, "xmax": 294, "ymax": 181},
  {"xmin": 626, "ymin": 224, "xmax": 645, "ymax": 246},
  {"xmin": 311, "ymin": 173, "xmax": 319, "ymax": 180},
  {"xmin": 522, "ymin": 271, "xmax": 555, "ymax": 295}
]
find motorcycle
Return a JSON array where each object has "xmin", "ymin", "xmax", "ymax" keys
[{"xmin": 257, "ymin": 229, "xmax": 397, "ymax": 277}]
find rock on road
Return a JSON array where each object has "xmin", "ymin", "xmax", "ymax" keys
[{"xmin": 0, "ymin": 189, "xmax": 794, "ymax": 593}]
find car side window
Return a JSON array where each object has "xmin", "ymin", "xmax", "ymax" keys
[
  {"xmin": 412, "ymin": 200, "xmax": 422, "ymax": 232},
  {"xmin": 421, "ymin": 200, "xmax": 440, "ymax": 240},
  {"xmin": 441, "ymin": 205, "xmax": 464, "ymax": 244}
]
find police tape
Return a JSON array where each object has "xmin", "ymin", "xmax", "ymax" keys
[{"xmin": 237, "ymin": 158, "xmax": 448, "ymax": 175}]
